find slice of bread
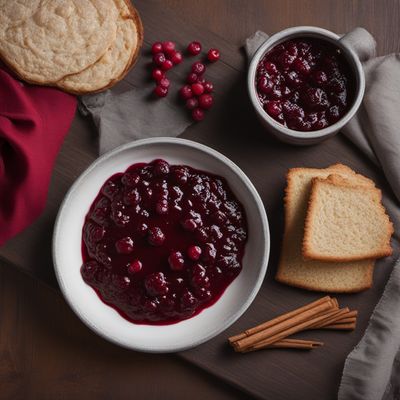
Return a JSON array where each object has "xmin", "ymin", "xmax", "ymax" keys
[
  {"xmin": 275, "ymin": 164, "xmax": 375, "ymax": 293},
  {"xmin": 303, "ymin": 174, "xmax": 393, "ymax": 262}
]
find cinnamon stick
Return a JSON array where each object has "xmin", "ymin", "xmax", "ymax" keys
[
  {"xmin": 337, "ymin": 310, "xmax": 358, "ymax": 319},
  {"xmin": 266, "ymin": 339, "xmax": 324, "ymax": 350},
  {"xmin": 310, "ymin": 307, "xmax": 350, "ymax": 329},
  {"xmin": 330, "ymin": 317, "xmax": 356, "ymax": 324},
  {"xmin": 323, "ymin": 322, "xmax": 356, "ymax": 330},
  {"xmin": 228, "ymin": 296, "xmax": 333, "ymax": 344},
  {"xmin": 230, "ymin": 297, "xmax": 335, "ymax": 349},
  {"xmin": 235, "ymin": 305, "xmax": 339, "ymax": 352},
  {"xmin": 229, "ymin": 296, "xmax": 358, "ymax": 353}
]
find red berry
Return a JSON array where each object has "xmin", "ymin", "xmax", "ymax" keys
[
  {"xmin": 207, "ymin": 48, "xmax": 220, "ymax": 62},
  {"xmin": 198, "ymin": 94, "xmax": 213, "ymax": 109},
  {"xmin": 173, "ymin": 167, "xmax": 189, "ymax": 184},
  {"xmin": 192, "ymin": 108, "xmax": 205, "ymax": 121},
  {"xmin": 170, "ymin": 51, "xmax": 183, "ymax": 64},
  {"xmin": 187, "ymin": 41, "xmax": 202, "ymax": 55},
  {"xmin": 187, "ymin": 73, "xmax": 198, "ymax": 84},
  {"xmin": 128, "ymin": 260, "xmax": 142, "ymax": 274},
  {"xmin": 265, "ymin": 100, "xmax": 282, "ymax": 117},
  {"xmin": 148, "ymin": 226, "xmax": 165, "ymax": 246},
  {"xmin": 168, "ymin": 251, "xmax": 185, "ymax": 271},
  {"xmin": 145, "ymin": 272, "xmax": 169, "ymax": 296},
  {"xmin": 179, "ymin": 85, "xmax": 193, "ymax": 100},
  {"xmin": 293, "ymin": 58, "xmax": 311, "ymax": 75},
  {"xmin": 204, "ymin": 81, "xmax": 214, "ymax": 93},
  {"xmin": 181, "ymin": 289, "xmax": 197, "ymax": 310},
  {"xmin": 191, "ymin": 62, "xmax": 206, "ymax": 75},
  {"xmin": 152, "ymin": 68, "xmax": 164, "ymax": 81},
  {"xmin": 153, "ymin": 159, "xmax": 170, "ymax": 176},
  {"xmin": 181, "ymin": 218, "xmax": 197, "ymax": 231},
  {"xmin": 154, "ymin": 85, "xmax": 168, "ymax": 97},
  {"xmin": 115, "ymin": 237, "xmax": 134, "ymax": 254},
  {"xmin": 264, "ymin": 61, "xmax": 277, "ymax": 74},
  {"xmin": 257, "ymin": 76, "xmax": 274, "ymax": 94},
  {"xmin": 162, "ymin": 41, "xmax": 176, "ymax": 55},
  {"xmin": 159, "ymin": 78, "xmax": 170, "ymax": 88},
  {"xmin": 191, "ymin": 83, "xmax": 204, "ymax": 96},
  {"xmin": 186, "ymin": 97, "xmax": 199, "ymax": 110},
  {"xmin": 153, "ymin": 52, "xmax": 166, "ymax": 66},
  {"xmin": 151, "ymin": 42, "xmax": 163, "ymax": 54},
  {"xmin": 187, "ymin": 245, "xmax": 202, "ymax": 261},
  {"xmin": 161, "ymin": 59, "xmax": 173, "ymax": 71}
]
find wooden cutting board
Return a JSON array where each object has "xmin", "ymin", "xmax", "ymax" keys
[{"xmin": 0, "ymin": 1, "xmax": 398, "ymax": 399}]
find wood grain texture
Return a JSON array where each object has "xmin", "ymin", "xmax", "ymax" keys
[
  {"xmin": 0, "ymin": 0, "xmax": 399, "ymax": 399},
  {"xmin": 0, "ymin": 261, "xmax": 249, "ymax": 400}
]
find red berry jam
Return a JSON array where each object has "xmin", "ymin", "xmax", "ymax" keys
[
  {"xmin": 81, "ymin": 160, "xmax": 248, "ymax": 325},
  {"xmin": 255, "ymin": 38, "xmax": 355, "ymax": 131}
]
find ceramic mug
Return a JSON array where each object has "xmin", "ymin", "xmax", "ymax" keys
[{"xmin": 247, "ymin": 26, "xmax": 366, "ymax": 145}]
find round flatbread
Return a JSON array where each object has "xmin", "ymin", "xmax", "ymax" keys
[
  {"xmin": 0, "ymin": 0, "xmax": 119, "ymax": 83},
  {"xmin": 57, "ymin": 0, "xmax": 143, "ymax": 94}
]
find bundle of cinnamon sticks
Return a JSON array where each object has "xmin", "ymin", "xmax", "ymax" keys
[{"xmin": 229, "ymin": 296, "xmax": 357, "ymax": 352}]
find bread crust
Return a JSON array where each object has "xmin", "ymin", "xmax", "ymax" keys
[
  {"xmin": 275, "ymin": 266, "xmax": 374, "ymax": 293},
  {"xmin": 302, "ymin": 174, "xmax": 394, "ymax": 262},
  {"xmin": 55, "ymin": 0, "xmax": 143, "ymax": 95},
  {"xmin": 0, "ymin": 0, "xmax": 119, "ymax": 84},
  {"xmin": 275, "ymin": 164, "xmax": 375, "ymax": 293},
  {"xmin": 0, "ymin": 0, "xmax": 143, "ymax": 95}
]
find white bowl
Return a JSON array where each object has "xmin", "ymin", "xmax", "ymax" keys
[
  {"xmin": 53, "ymin": 138, "xmax": 270, "ymax": 352},
  {"xmin": 248, "ymin": 26, "xmax": 365, "ymax": 145}
]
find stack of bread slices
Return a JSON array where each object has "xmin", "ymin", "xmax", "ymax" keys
[
  {"xmin": 276, "ymin": 164, "xmax": 393, "ymax": 293},
  {"xmin": 0, "ymin": 0, "xmax": 143, "ymax": 94}
]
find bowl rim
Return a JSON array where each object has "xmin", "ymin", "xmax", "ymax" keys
[
  {"xmin": 247, "ymin": 26, "xmax": 365, "ymax": 141},
  {"xmin": 52, "ymin": 137, "xmax": 270, "ymax": 352}
]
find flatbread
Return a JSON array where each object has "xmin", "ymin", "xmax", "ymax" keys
[
  {"xmin": 0, "ymin": 0, "xmax": 119, "ymax": 83},
  {"xmin": 56, "ymin": 0, "xmax": 143, "ymax": 94}
]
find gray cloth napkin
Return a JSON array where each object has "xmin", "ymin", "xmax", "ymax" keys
[
  {"xmin": 79, "ymin": 82, "xmax": 192, "ymax": 155},
  {"xmin": 246, "ymin": 28, "xmax": 400, "ymax": 400}
]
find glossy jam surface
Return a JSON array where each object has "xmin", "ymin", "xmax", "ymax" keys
[
  {"xmin": 256, "ymin": 38, "xmax": 355, "ymax": 131},
  {"xmin": 81, "ymin": 160, "xmax": 248, "ymax": 325}
]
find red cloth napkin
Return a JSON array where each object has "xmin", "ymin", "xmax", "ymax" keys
[{"xmin": 0, "ymin": 68, "xmax": 77, "ymax": 245}]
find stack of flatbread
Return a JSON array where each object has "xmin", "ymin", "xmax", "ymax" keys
[
  {"xmin": 0, "ymin": 0, "xmax": 143, "ymax": 94},
  {"xmin": 276, "ymin": 164, "xmax": 393, "ymax": 293}
]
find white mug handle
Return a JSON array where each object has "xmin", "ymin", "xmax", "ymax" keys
[{"xmin": 339, "ymin": 27, "xmax": 376, "ymax": 62}]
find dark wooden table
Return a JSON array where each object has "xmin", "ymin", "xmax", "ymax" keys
[{"xmin": 1, "ymin": 1, "xmax": 400, "ymax": 399}]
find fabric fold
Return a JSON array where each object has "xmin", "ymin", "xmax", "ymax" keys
[
  {"xmin": 0, "ymin": 68, "xmax": 76, "ymax": 245},
  {"xmin": 80, "ymin": 83, "xmax": 192, "ymax": 155}
]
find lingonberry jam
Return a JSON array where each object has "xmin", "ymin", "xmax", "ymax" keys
[
  {"xmin": 81, "ymin": 159, "xmax": 247, "ymax": 325},
  {"xmin": 255, "ymin": 38, "xmax": 355, "ymax": 131}
]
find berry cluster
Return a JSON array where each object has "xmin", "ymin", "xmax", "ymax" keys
[
  {"xmin": 180, "ymin": 42, "xmax": 220, "ymax": 121},
  {"xmin": 81, "ymin": 159, "xmax": 247, "ymax": 324},
  {"xmin": 256, "ymin": 38, "xmax": 352, "ymax": 131},
  {"xmin": 151, "ymin": 41, "xmax": 183, "ymax": 97},
  {"xmin": 150, "ymin": 40, "xmax": 220, "ymax": 122}
]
